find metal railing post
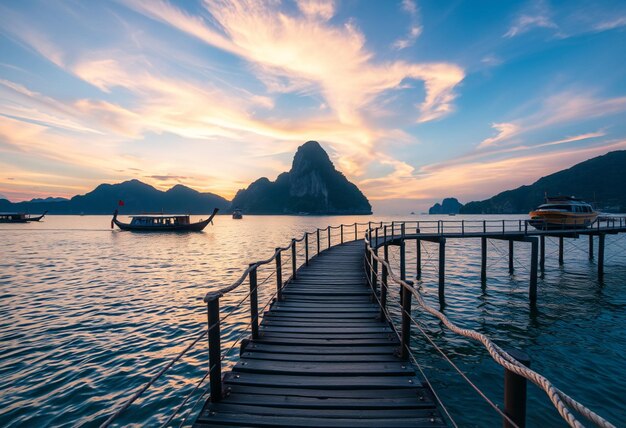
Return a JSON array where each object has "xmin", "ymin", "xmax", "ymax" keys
[
  {"xmin": 483, "ymin": 220, "xmax": 486, "ymax": 233},
  {"xmin": 205, "ymin": 291, "xmax": 223, "ymax": 402},
  {"xmin": 291, "ymin": 239, "xmax": 297, "ymax": 280},
  {"xmin": 462, "ymin": 220, "xmax": 465, "ymax": 235},
  {"xmin": 354, "ymin": 223, "xmax": 358, "ymax": 240},
  {"xmin": 504, "ymin": 349, "xmax": 531, "ymax": 428},
  {"xmin": 249, "ymin": 264, "xmax": 259, "ymax": 339},
  {"xmin": 341, "ymin": 224, "xmax": 344, "ymax": 243},
  {"xmin": 305, "ymin": 233, "xmax": 309, "ymax": 265},
  {"xmin": 275, "ymin": 249, "xmax": 283, "ymax": 301}
]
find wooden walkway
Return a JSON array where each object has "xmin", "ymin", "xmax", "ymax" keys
[{"xmin": 194, "ymin": 240, "xmax": 446, "ymax": 427}]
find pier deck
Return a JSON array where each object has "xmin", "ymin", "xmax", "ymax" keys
[{"xmin": 194, "ymin": 240, "xmax": 446, "ymax": 427}]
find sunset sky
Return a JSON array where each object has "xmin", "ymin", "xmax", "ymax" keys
[{"xmin": 1, "ymin": 0, "xmax": 625, "ymax": 213}]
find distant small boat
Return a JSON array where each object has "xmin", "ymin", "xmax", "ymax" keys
[
  {"xmin": 0, "ymin": 211, "xmax": 47, "ymax": 223},
  {"xmin": 232, "ymin": 208, "xmax": 243, "ymax": 220},
  {"xmin": 448, "ymin": 213, "xmax": 456, "ymax": 216},
  {"xmin": 410, "ymin": 211, "xmax": 416, "ymax": 215},
  {"xmin": 529, "ymin": 196, "xmax": 597, "ymax": 230},
  {"xmin": 112, "ymin": 208, "xmax": 218, "ymax": 232}
]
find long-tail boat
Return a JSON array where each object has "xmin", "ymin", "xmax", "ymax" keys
[
  {"xmin": 0, "ymin": 211, "xmax": 47, "ymax": 223},
  {"xmin": 111, "ymin": 208, "xmax": 218, "ymax": 232}
]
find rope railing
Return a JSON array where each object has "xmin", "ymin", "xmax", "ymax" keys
[
  {"xmin": 100, "ymin": 221, "xmax": 371, "ymax": 427},
  {"xmin": 364, "ymin": 226, "xmax": 617, "ymax": 428}
]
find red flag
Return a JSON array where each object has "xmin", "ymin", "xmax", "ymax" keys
[{"xmin": 118, "ymin": 200, "xmax": 125, "ymax": 206}]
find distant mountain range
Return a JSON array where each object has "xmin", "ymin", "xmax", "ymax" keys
[
  {"xmin": 429, "ymin": 198, "xmax": 463, "ymax": 214},
  {"xmin": 0, "ymin": 180, "xmax": 230, "ymax": 214},
  {"xmin": 0, "ymin": 141, "xmax": 372, "ymax": 215},
  {"xmin": 461, "ymin": 150, "xmax": 626, "ymax": 214},
  {"xmin": 231, "ymin": 141, "xmax": 371, "ymax": 214}
]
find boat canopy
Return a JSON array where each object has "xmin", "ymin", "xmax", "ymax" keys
[
  {"xmin": 128, "ymin": 214, "xmax": 190, "ymax": 218},
  {"xmin": 537, "ymin": 203, "xmax": 594, "ymax": 213}
]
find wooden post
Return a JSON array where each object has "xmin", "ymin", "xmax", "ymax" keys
[
  {"xmin": 275, "ymin": 249, "xmax": 283, "ymax": 301},
  {"xmin": 291, "ymin": 239, "xmax": 297, "ymax": 280},
  {"xmin": 341, "ymin": 224, "xmax": 344, "ymax": 243},
  {"xmin": 384, "ymin": 225, "xmax": 388, "ymax": 243},
  {"xmin": 481, "ymin": 237, "xmax": 487, "ymax": 282},
  {"xmin": 558, "ymin": 237, "xmax": 564, "ymax": 265},
  {"xmin": 504, "ymin": 349, "xmax": 530, "ymax": 428},
  {"xmin": 205, "ymin": 292, "xmax": 222, "ymax": 402},
  {"xmin": 328, "ymin": 227, "xmax": 331, "ymax": 249},
  {"xmin": 598, "ymin": 233, "xmax": 605, "ymax": 278},
  {"xmin": 438, "ymin": 238, "xmax": 446, "ymax": 307},
  {"xmin": 399, "ymin": 239, "xmax": 406, "ymax": 305},
  {"xmin": 249, "ymin": 265, "xmax": 259, "ymax": 339},
  {"xmin": 588, "ymin": 235, "xmax": 594, "ymax": 260},
  {"xmin": 400, "ymin": 286, "xmax": 412, "ymax": 360},
  {"xmin": 370, "ymin": 249, "xmax": 378, "ymax": 294},
  {"xmin": 509, "ymin": 240, "xmax": 514, "ymax": 274},
  {"xmin": 375, "ymin": 227, "xmax": 379, "ymax": 247},
  {"xmin": 529, "ymin": 238, "xmax": 538, "ymax": 304},
  {"xmin": 380, "ymin": 247, "xmax": 388, "ymax": 320},
  {"xmin": 316, "ymin": 229, "xmax": 320, "ymax": 255},
  {"xmin": 539, "ymin": 235, "xmax": 546, "ymax": 272},
  {"xmin": 305, "ymin": 233, "xmax": 309, "ymax": 266},
  {"xmin": 354, "ymin": 223, "xmax": 358, "ymax": 240},
  {"xmin": 416, "ymin": 239, "xmax": 422, "ymax": 280}
]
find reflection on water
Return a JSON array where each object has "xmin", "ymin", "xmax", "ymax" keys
[{"xmin": 0, "ymin": 215, "xmax": 624, "ymax": 427}]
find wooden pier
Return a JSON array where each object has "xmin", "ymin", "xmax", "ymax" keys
[
  {"xmin": 369, "ymin": 218, "xmax": 626, "ymax": 306},
  {"xmin": 101, "ymin": 220, "xmax": 621, "ymax": 428},
  {"xmin": 195, "ymin": 240, "xmax": 446, "ymax": 427}
]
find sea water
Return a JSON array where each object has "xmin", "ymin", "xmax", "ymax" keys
[{"xmin": 1, "ymin": 215, "xmax": 624, "ymax": 427}]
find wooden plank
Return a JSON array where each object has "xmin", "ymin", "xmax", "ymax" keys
[
  {"xmin": 233, "ymin": 360, "xmax": 414, "ymax": 376},
  {"xmin": 259, "ymin": 326, "xmax": 391, "ymax": 334},
  {"xmin": 195, "ymin": 413, "xmax": 446, "ymax": 428},
  {"xmin": 223, "ymin": 384, "xmax": 428, "ymax": 399},
  {"xmin": 240, "ymin": 351, "xmax": 400, "ymax": 363},
  {"xmin": 223, "ymin": 372, "xmax": 421, "ymax": 389},
  {"xmin": 201, "ymin": 403, "xmax": 439, "ymax": 419},
  {"xmin": 219, "ymin": 392, "xmax": 435, "ymax": 409},
  {"xmin": 254, "ymin": 337, "xmax": 399, "ymax": 346},
  {"xmin": 243, "ymin": 343, "xmax": 399, "ymax": 355}
]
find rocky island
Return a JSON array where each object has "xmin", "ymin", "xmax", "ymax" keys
[{"xmin": 231, "ymin": 141, "xmax": 372, "ymax": 215}]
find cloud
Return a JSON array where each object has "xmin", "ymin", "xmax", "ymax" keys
[
  {"xmin": 594, "ymin": 17, "xmax": 626, "ymax": 31},
  {"xmin": 297, "ymin": 0, "xmax": 335, "ymax": 21},
  {"xmin": 476, "ymin": 91, "xmax": 626, "ymax": 150},
  {"xmin": 124, "ymin": 0, "xmax": 464, "ymax": 125},
  {"xmin": 504, "ymin": 1, "xmax": 557, "ymax": 38},
  {"xmin": 504, "ymin": 14, "xmax": 557, "ymax": 37},
  {"xmin": 479, "ymin": 123, "xmax": 520, "ymax": 148},
  {"xmin": 392, "ymin": 0, "xmax": 422, "ymax": 50}
]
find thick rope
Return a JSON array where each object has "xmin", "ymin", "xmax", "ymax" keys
[{"xmin": 366, "ymin": 238, "xmax": 616, "ymax": 428}]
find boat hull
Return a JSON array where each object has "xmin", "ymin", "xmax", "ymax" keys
[
  {"xmin": 529, "ymin": 211, "xmax": 597, "ymax": 230},
  {"xmin": 113, "ymin": 219, "xmax": 211, "ymax": 231},
  {"xmin": 112, "ymin": 208, "xmax": 218, "ymax": 232}
]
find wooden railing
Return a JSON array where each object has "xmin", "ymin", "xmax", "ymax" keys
[{"xmin": 364, "ymin": 216, "xmax": 626, "ymax": 238}]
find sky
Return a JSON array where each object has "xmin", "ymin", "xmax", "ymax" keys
[{"xmin": 0, "ymin": 0, "xmax": 625, "ymax": 213}]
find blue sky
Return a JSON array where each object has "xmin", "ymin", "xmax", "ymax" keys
[{"xmin": 0, "ymin": 0, "xmax": 625, "ymax": 213}]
